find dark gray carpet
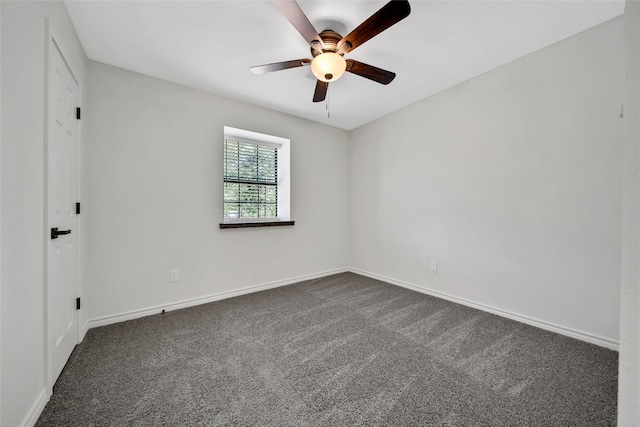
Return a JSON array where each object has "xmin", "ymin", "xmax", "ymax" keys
[{"xmin": 36, "ymin": 272, "xmax": 617, "ymax": 426}]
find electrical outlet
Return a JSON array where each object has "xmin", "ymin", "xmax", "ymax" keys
[
  {"xmin": 170, "ymin": 269, "xmax": 180, "ymax": 282},
  {"xmin": 430, "ymin": 261, "xmax": 438, "ymax": 273}
]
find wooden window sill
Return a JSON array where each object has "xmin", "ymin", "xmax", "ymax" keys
[{"xmin": 219, "ymin": 221, "xmax": 295, "ymax": 229}]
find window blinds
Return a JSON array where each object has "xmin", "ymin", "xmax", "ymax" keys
[{"xmin": 223, "ymin": 139, "xmax": 278, "ymax": 219}]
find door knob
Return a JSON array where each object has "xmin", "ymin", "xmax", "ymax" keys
[{"xmin": 51, "ymin": 227, "xmax": 71, "ymax": 239}]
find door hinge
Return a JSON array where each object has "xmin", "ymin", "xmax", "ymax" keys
[
  {"xmin": 76, "ymin": 202, "xmax": 81, "ymax": 215},
  {"xmin": 76, "ymin": 107, "xmax": 81, "ymax": 120},
  {"xmin": 76, "ymin": 297, "xmax": 81, "ymax": 310}
]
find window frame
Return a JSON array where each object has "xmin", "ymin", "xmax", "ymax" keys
[
  {"xmin": 221, "ymin": 126, "xmax": 292, "ymax": 228},
  {"xmin": 223, "ymin": 137, "xmax": 279, "ymax": 220}
]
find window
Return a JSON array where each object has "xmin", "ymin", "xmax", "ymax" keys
[
  {"xmin": 221, "ymin": 126, "xmax": 291, "ymax": 227},
  {"xmin": 224, "ymin": 140, "xmax": 278, "ymax": 219}
]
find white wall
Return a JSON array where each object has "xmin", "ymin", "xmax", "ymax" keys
[
  {"xmin": 84, "ymin": 61, "xmax": 350, "ymax": 322},
  {"xmin": 0, "ymin": 1, "xmax": 87, "ymax": 426},
  {"xmin": 349, "ymin": 17, "xmax": 624, "ymax": 347},
  {"xmin": 0, "ymin": 2, "xmax": 3, "ymax": 423},
  {"xmin": 619, "ymin": 1, "xmax": 640, "ymax": 424}
]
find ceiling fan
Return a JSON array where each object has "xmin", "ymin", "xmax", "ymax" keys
[{"xmin": 250, "ymin": 0, "xmax": 411, "ymax": 103}]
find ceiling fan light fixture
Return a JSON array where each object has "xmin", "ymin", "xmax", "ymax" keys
[{"xmin": 311, "ymin": 52, "xmax": 346, "ymax": 82}]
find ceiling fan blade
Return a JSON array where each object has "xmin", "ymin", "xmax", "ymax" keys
[
  {"xmin": 250, "ymin": 59, "xmax": 310, "ymax": 75},
  {"xmin": 271, "ymin": 0, "xmax": 325, "ymax": 52},
  {"xmin": 346, "ymin": 60, "xmax": 396, "ymax": 85},
  {"xmin": 313, "ymin": 80, "xmax": 328, "ymax": 102},
  {"xmin": 337, "ymin": 0, "xmax": 410, "ymax": 54}
]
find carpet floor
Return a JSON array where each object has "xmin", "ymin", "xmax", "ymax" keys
[{"xmin": 36, "ymin": 272, "xmax": 618, "ymax": 426}]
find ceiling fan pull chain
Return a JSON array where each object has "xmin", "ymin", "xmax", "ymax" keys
[{"xmin": 327, "ymin": 87, "xmax": 331, "ymax": 119}]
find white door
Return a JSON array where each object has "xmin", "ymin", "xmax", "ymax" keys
[{"xmin": 47, "ymin": 37, "xmax": 79, "ymax": 385}]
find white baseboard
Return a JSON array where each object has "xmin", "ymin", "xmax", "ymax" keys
[
  {"xmin": 82, "ymin": 266, "xmax": 618, "ymax": 351},
  {"xmin": 20, "ymin": 388, "xmax": 48, "ymax": 427},
  {"xmin": 79, "ymin": 319, "xmax": 89, "ymax": 343},
  {"xmin": 349, "ymin": 268, "xmax": 619, "ymax": 351},
  {"xmin": 85, "ymin": 268, "xmax": 349, "ymax": 331}
]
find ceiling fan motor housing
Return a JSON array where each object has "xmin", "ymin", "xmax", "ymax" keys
[{"xmin": 311, "ymin": 30, "xmax": 345, "ymax": 57}]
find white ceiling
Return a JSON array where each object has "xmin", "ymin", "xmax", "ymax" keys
[{"xmin": 64, "ymin": 0, "xmax": 625, "ymax": 130}]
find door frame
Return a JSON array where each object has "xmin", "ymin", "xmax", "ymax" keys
[{"xmin": 43, "ymin": 20, "xmax": 83, "ymax": 394}]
